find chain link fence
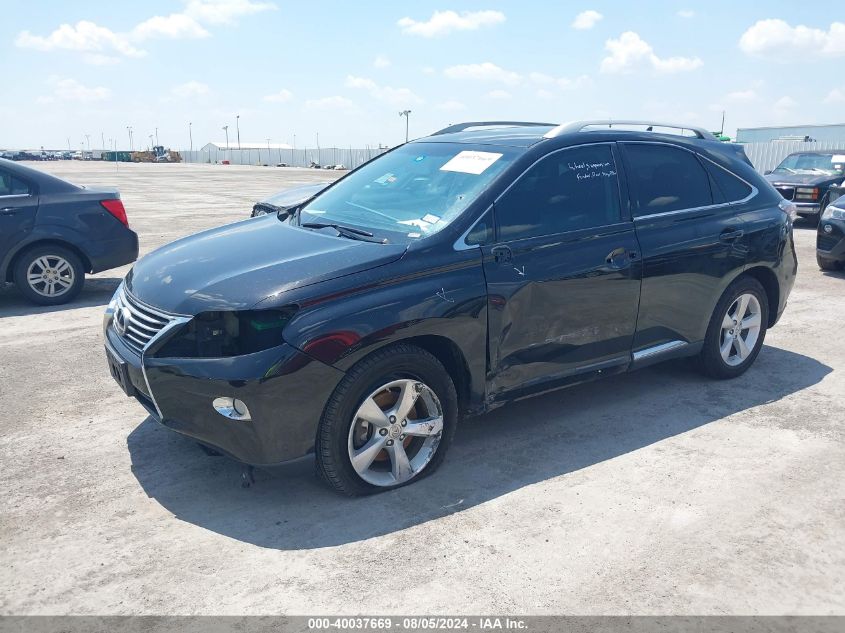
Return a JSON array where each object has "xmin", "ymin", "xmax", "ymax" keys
[{"xmin": 179, "ymin": 147, "xmax": 389, "ymax": 169}]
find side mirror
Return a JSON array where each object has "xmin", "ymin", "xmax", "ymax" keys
[{"xmin": 764, "ymin": 170, "xmax": 772, "ymax": 175}]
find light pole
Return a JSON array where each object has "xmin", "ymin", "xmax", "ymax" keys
[
  {"xmin": 399, "ymin": 110, "xmax": 412, "ymax": 143},
  {"xmin": 155, "ymin": 127, "xmax": 159, "ymax": 146},
  {"xmin": 189, "ymin": 122, "xmax": 193, "ymax": 152},
  {"xmin": 126, "ymin": 126, "xmax": 133, "ymax": 151},
  {"xmin": 84, "ymin": 134, "xmax": 91, "ymax": 152},
  {"xmin": 101, "ymin": 132, "xmax": 105, "ymax": 150},
  {"xmin": 222, "ymin": 125, "xmax": 229, "ymax": 150},
  {"xmin": 236, "ymin": 115, "xmax": 241, "ymax": 151},
  {"xmin": 149, "ymin": 134, "xmax": 154, "ymax": 150}
]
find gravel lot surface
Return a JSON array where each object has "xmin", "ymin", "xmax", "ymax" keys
[{"xmin": 1, "ymin": 161, "xmax": 843, "ymax": 615}]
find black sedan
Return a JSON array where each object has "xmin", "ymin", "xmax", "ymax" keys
[
  {"xmin": 765, "ymin": 150, "xmax": 845, "ymax": 222},
  {"xmin": 0, "ymin": 158, "xmax": 138, "ymax": 305},
  {"xmin": 250, "ymin": 182, "xmax": 330, "ymax": 217}
]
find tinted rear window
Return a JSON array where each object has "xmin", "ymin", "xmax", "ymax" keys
[
  {"xmin": 624, "ymin": 144, "xmax": 713, "ymax": 216},
  {"xmin": 0, "ymin": 171, "xmax": 30, "ymax": 196},
  {"xmin": 703, "ymin": 161, "xmax": 753, "ymax": 203}
]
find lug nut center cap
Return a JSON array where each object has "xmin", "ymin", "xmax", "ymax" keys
[{"xmin": 388, "ymin": 424, "xmax": 402, "ymax": 439}]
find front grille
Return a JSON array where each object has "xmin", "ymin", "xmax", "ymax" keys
[
  {"xmin": 817, "ymin": 233, "xmax": 840, "ymax": 252},
  {"xmin": 113, "ymin": 289, "xmax": 175, "ymax": 355},
  {"xmin": 775, "ymin": 186, "xmax": 795, "ymax": 201}
]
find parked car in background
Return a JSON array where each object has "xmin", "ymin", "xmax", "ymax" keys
[
  {"xmin": 250, "ymin": 182, "xmax": 330, "ymax": 217},
  {"xmin": 817, "ymin": 183, "xmax": 845, "ymax": 271},
  {"xmin": 765, "ymin": 150, "xmax": 845, "ymax": 222},
  {"xmin": 104, "ymin": 119, "xmax": 797, "ymax": 495},
  {"xmin": 0, "ymin": 158, "xmax": 138, "ymax": 305}
]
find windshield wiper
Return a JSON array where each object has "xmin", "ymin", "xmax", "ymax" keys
[{"xmin": 301, "ymin": 222, "xmax": 388, "ymax": 244}]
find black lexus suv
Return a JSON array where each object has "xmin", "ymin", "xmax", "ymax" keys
[{"xmin": 104, "ymin": 120, "xmax": 797, "ymax": 495}]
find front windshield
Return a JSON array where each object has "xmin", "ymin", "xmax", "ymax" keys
[
  {"xmin": 299, "ymin": 143, "xmax": 519, "ymax": 241},
  {"xmin": 773, "ymin": 152, "xmax": 845, "ymax": 176}
]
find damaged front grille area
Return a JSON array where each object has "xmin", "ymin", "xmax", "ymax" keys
[{"xmin": 112, "ymin": 288, "xmax": 176, "ymax": 355}]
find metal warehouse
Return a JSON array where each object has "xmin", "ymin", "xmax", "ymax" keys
[{"xmin": 737, "ymin": 123, "xmax": 845, "ymax": 143}]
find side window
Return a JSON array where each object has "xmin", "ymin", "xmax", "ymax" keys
[
  {"xmin": 0, "ymin": 171, "xmax": 31, "ymax": 196},
  {"xmin": 624, "ymin": 144, "xmax": 713, "ymax": 216},
  {"xmin": 495, "ymin": 144, "xmax": 621, "ymax": 241},
  {"xmin": 465, "ymin": 209, "xmax": 493, "ymax": 246},
  {"xmin": 702, "ymin": 160, "xmax": 753, "ymax": 203}
]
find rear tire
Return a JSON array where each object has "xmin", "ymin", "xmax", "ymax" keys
[
  {"xmin": 315, "ymin": 343, "xmax": 458, "ymax": 496},
  {"xmin": 13, "ymin": 245, "xmax": 85, "ymax": 305},
  {"xmin": 697, "ymin": 276, "xmax": 769, "ymax": 380}
]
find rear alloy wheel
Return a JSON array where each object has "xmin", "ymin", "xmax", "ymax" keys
[
  {"xmin": 13, "ymin": 245, "xmax": 85, "ymax": 305},
  {"xmin": 697, "ymin": 276, "xmax": 768, "ymax": 379},
  {"xmin": 316, "ymin": 343, "xmax": 458, "ymax": 495}
]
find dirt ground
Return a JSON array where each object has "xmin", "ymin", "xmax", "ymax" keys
[{"xmin": 1, "ymin": 161, "xmax": 843, "ymax": 615}]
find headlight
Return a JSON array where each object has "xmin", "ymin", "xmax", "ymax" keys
[
  {"xmin": 103, "ymin": 282, "xmax": 123, "ymax": 330},
  {"xmin": 795, "ymin": 187, "xmax": 819, "ymax": 201},
  {"xmin": 156, "ymin": 307, "xmax": 297, "ymax": 358},
  {"xmin": 822, "ymin": 204, "xmax": 845, "ymax": 221}
]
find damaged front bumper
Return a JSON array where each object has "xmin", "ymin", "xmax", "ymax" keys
[{"xmin": 103, "ymin": 299, "xmax": 345, "ymax": 466}]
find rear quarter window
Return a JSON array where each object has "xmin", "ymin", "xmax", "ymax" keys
[
  {"xmin": 623, "ymin": 143, "xmax": 713, "ymax": 216},
  {"xmin": 702, "ymin": 160, "xmax": 753, "ymax": 203},
  {"xmin": 0, "ymin": 171, "xmax": 31, "ymax": 196}
]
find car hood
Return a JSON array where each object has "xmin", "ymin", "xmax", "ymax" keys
[
  {"xmin": 764, "ymin": 173, "xmax": 840, "ymax": 187},
  {"xmin": 125, "ymin": 214, "xmax": 406, "ymax": 315}
]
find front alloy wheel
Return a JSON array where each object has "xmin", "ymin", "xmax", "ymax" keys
[
  {"xmin": 348, "ymin": 379, "xmax": 444, "ymax": 487},
  {"xmin": 719, "ymin": 293, "xmax": 762, "ymax": 367},
  {"xmin": 316, "ymin": 343, "xmax": 458, "ymax": 495}
]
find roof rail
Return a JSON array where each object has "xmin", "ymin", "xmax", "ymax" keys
[
  {"xmin": 431, "ymin": 121, "xmax": 556, "ymax": 136},
  {"xmin": 543, "ymin": 120, "xmax": 715, "ymax": 140}
]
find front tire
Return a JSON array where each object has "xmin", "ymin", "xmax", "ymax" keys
[
  {"xmin": 817, "ymin": 255, "xmax": 843, "ymax": 271},
  {"xmin": 697, "ymin": 276, "xmax": 769, "ymax": 380},
  {"xmin": 315, "ymin": 343, "xmax": 458, "ymax": 496},
  {"xmin": 13, "ymin": 245, "xmax": 85, "ymax": 305}
]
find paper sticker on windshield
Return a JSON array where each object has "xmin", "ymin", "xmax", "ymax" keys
[
  {"xmin": 832, "ymin": 155, "xmax": 845, "ymax": 163},
  {"xmin": 440, "ymin": 151, "xmax": 503, "ymax": 175}
]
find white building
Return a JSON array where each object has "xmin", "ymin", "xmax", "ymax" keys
[{"xmin": 201, "ymin": 142, "xmax": 293, "ymax": 151}]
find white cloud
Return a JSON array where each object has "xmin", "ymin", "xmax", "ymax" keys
[
  {"xmin": 37, "ymin": 77, "xmax": 111, "ymax": 104},
  {"xmin": 171, "ymin": 80, "xmax": 210, "ymax": 98},
  {"xmin": 421, "ymin": 66, "xmax": 436, "ymax": 75},
  {"xmin": 345, "ymin": 75, "xmax": 421, "ymax": 106},
  {"xmin": 724, "ymin": 89, "xmax": 757, "ymax": 102},
  {"xmin": 398, "ymin": 10, "xmax": 505, "ymax": 37},
  {"xmin": 536, "ymin": 89, "xmax": 554, "ymax": 100},
  {"xmin": 444, "ymin": 62, "xmax": 521, "ymax": 85},
  {"xmin": 528, "ymin": 71, "xmax": 591, "ymax": 90},
  {"xmin": 16, "ymin": 1, "xmax": 274, "ymax": 63},
  {"xmin": 132, "ymin": 14, "xmax": 210, "ymax": 40},
  {"xmin": 824, "ymin": 89, "xmax": 845, "ymax": 104},
  {"xmin": 183, "ymin": 0, "xmax": 277, "ymax": 25},
  {"xmin": 16, "ymin": 20, "xmax": 146, "ymax": 58},
  {"xmin": 600, "ymin": 31, "xmax": 703, "ymax": 73},
  {"xmin": 739, "ymin": 19, "xmax": 845, "ymax": 58},
  {"xmin": 677, "ymin": 9, "xmax": 695, "ymax": 19},
  {"xmin": 774, "ymin": 96, "xmax": 797, "ymax": 111},
  {"xmin": 435, "ymin": 100, "xmax": 467, "ymax": 112},
  {"xmin": 374, "ymin": 55, "xmax": 391, "ymax": 68},
  {"xmin": 305, "ymin": 96, "xmax": 355, "ymax": 111},
  {"xmin": 263, "ymin": 89, "xmax": 293, "ymax": 103},
  {"xmin": 572, "ymin": 10, "xmax": 603, "ymax": 30},
  {"xmin": 83, "ymin": 54, "xmax": 121, "ymax": 66},
  {"xmin": 486, "ymin": 89, "xmax": 512, "ymax": 100}
]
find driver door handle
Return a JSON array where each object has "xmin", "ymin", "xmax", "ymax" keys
[
  {"xmin": 0, "ymin": 207, "xmax": 17, "ymax": 215},
  {"xmin": 719, "ymin": 228, "xmax": 745, "ymax": 242}
]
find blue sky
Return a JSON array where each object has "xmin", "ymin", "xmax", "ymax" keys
[{"xmin": 1, "ymin": 0, "xmax": 843, "ymax": 150}]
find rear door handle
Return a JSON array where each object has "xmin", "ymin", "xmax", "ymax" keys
[
  {"xmin": 605, "ymin": 247, "xmax": 637, "ymax": 269},
  {"xmin": 0, "ymin": 207, "xmax": 17, "ymax": 215},
  {"xmin": 491, "ymin": 245, "xmax": 513, "ymax": 264},
  {"xmin": 719, "ymin": 228, "xmax": 744, "ymax": 242}
]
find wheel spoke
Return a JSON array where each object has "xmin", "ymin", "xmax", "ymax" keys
[
  {"xmin": 736, "ymin": 294, "xmax": 750, "ymax": 320},
  {"xmin": 735, "ymin": 335, "xmax": 750, "ymax": 359},
  {"xmin": 356, "ymin": 396, "xmax": 390, "ymax": 428},
  {"xmin": 387, "ymin": 441, "xmax": 413, "ymax": 482},
  {"xmin": 55, "ymin": 260, "xmax": 69, "ymax": 273},
  {"xmin": 45, "ymin": 282, "xmax": 56, "ymax": 295},
  {"xmin": 720, "ymin": 336, "xmax": 733, "ymax": 361},
  {"xmin": 36, "ymin": 257, "xmax": 51, "ymax": 272},
  {"xmin": 350, "ymin": 434, "xmax": 387, "ymax": 472},
  {"xmin": 54, "ymin": 277, "xmax": 71, "ymax": 289},
  {"xmin": 393, "ymin": 380, "xmax": 419, "ymax": 421},
  {"xmin": 721, "ymin": 313, "xmax": 734, "ymax": 329},
  {"xmin": 27, "ymin": 274, "xmax": 43, "ymax": 283},
  {"xmin": 741, "ymin": 313, "xmax": 761, "ymax": 330},
  {"xmin": 404, "ymin": 415, "xmax": 443, "ymax": 438}
]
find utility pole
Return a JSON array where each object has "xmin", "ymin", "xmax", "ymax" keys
[
  {"xmin": 127, "ymin": 126, "xmax": 133, "ymax": 151},
  {"xmin": 155, "ymin": 127, "xmax": 159, "ymax": 146},
  {"xmin": 84, "ymin": 134, "xmax": 90, "ymax": 151},
  {"xmin": 101, "ymin": 132, "xmax": 105, "ymax": 150},
  {"xmin": 148, "ymin": 134, "xmax": 154, "ymax": 150},
  {"xmin": 399, "ymin": 110, "xmax": 412, "ymax": 143},
  {"xmin": 720, "ymin": 110, "xmax": 726, "ymax": 137},
  {"xmin": 189, "ymin": 122, "xmax": 193, "ymax": 152},
  {"xmin": 67, "ymin": 137, "xmax": 71, "ymax": 151},
  {"xmin": 236, "ymin": 115, "xmax": 241, "ymax": 150},
  {"xmin": 222, "ymin": 125, "xmax": 229, "ymax": 162}
]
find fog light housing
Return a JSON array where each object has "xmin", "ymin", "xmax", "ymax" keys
[{"xmin": 213, "ymin": 397, "xmax": 252, "ymax": 421}]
